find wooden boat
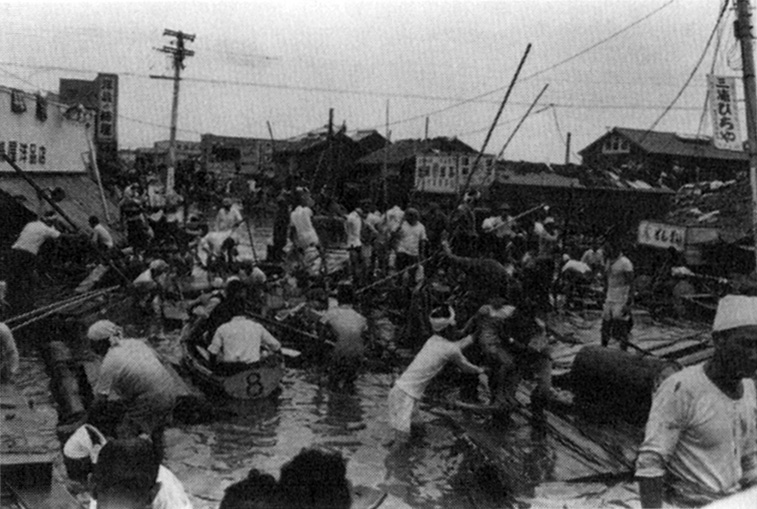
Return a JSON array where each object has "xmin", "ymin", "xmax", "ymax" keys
[{"xmin": 180, "ymin": 317, "xmax": 285, "ymax": 400}]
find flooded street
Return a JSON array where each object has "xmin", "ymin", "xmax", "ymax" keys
[
  {"xmin": 11, "ymin": 222, "xmax": 512, "ymax": 509},
  {"xmin": 162, "ymin": 369, "xmax": 487, "ymax": 508}
]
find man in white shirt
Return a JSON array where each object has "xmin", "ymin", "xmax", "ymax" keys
[
  {"xmin": 215, "ymin": 198, "xmax": 243, "ymax": 232},
  {"xmin": 289, "ymin": 190, "xmax": 323, "ymax": 278},
  {"xmin": 387, "ymin": 306, "xmax": 484, "ymax": 445},
  {"xmin": 7, "ymin": 211, "xmax": 63, "ymax": 314},
  {"xmin": 89, "ymin": 215, "xmax": 115, "ymax": 251},
  {"xmin": 393, "ymin": 208, "xmax": 427, "ymax": 290},
  {"xmin": 344, "ymin": 205, "xmax": 364, "ymax": 284},
  {"xmin": 208, "ymin": 302, "xmax": 281, "ymax": 366},
  {"xmin": 88, "ymin": 320, "xmax": 179, "ymax": 451},
  {"xmin": 601, "ymin": 240, "xmax": 634, "ymax": 350},
  {"xmin": 636, "ymin": 295, "xmax": 757, "ymax": 507},
  {"xmin": 558, "ymin": 255, "xmax": 592, "ymax": 309}
]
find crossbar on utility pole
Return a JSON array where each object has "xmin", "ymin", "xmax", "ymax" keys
[
  {"xmin": 735, "ymin": 0, "xmax": 757, "ymax": 274},
  {"xmin": 152, "ymin": 29, "xmax": 195, "ymax": 196}
]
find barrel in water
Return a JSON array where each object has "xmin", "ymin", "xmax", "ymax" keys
[{"xmin": 570, "ymin": 345, "xmax": 679, "ymax": 424}]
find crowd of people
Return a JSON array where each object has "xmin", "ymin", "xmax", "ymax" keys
[{"xmin": 2, "ymin": 174, "xmax": 757, "ymax": 508}]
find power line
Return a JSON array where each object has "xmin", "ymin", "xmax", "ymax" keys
[
  {"xmin": 365, "ymin": 0, "xmax": 679, "ymax": 131},
  {"xmin": 642, "ymin": 0, "xmax": 729, "ymax": 138},
  {"xmin": 0, "ymin": 61, "xmax": 711, "ymax": 112}
]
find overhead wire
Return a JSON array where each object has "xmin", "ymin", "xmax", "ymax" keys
[
  {"xmin": 365, "ymin": 0, "xmax": 679, "ymax": 131},
  {"xmin": 641, "ymin": 0, "xmax": 729, "ymax": 140},
  {"xmin": 696, "ymin": 0, "xmax": 731, "ymax": 138}
]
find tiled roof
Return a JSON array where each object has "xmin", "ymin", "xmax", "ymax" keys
[
  {"xmin": 357, "ymin": 137, "xmax": 477, "ymax": 165},
  {"xmin": 581, "ymin": 127, "xmax": 749, "ymax": 162}
]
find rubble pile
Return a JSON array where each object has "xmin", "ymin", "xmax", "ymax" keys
[{"xmin": 666, "ymin": 172, "xmax": 754, "ymax": 241}]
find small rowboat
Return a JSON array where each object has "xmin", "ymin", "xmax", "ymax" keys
[{"xmin": 180, "ymin": 318, "xmax": 285, "ymax": 400}]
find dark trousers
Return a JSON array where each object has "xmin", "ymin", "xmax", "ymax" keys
[{"xmin": 6, "ymin": 249, "xmax": 37, "ymax": 316}]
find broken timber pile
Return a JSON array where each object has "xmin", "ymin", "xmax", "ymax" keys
[{"xmin": 437, "ymin": 313, "xmax": 712, "ymax": 500}]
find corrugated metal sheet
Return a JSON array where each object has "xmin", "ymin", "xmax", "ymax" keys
[{"xmin": 0, "ymin": 174, "xmax": 123, "ymax": 243}]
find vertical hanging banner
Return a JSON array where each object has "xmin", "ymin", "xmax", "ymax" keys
[{"xmin": 708, "ymin": 75, "xmax": 742, "ymax": 151}]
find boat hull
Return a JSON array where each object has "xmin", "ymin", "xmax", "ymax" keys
[{"xmin": 180, "ymin": 321, "xmax": 285, "ymax": 400}]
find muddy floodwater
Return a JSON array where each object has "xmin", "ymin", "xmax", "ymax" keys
[
  {"xmin": 18, "ymin": 347, "xmax": 512, "ymax": 509},
  {"xmin": 10, "ymin": 222, "xmax": 655, "ymax": 508},
  {"xmin": 10, "ymin": 223, "xmax": 517, "ymax": 509}
]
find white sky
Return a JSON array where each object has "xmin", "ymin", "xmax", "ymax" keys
[{"xmin": 0, "ymin": 0, "xmax": 740, "ymax": 163}]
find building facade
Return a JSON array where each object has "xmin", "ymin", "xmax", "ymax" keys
[
  {"xmin": 579, "ymin": 127, "xmax": 749, "ymax": 188},
  {"xmin": 58, "ymin": 73, "xmax": 119, "ymax": 176}
]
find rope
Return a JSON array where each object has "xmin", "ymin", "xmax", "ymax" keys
[
  {"xmin": 8, "ymin": 286, "xmax": 120, "ymax": 332},
  {"xmin": 5, "ymin": 286, "xmax": 120, "ymax": 326},
  {"xmin": 355, "ymin": 251, "xmax": 442, "ymax": 295}
]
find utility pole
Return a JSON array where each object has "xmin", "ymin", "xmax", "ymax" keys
[
  {"xmin": 735, "ymin": 0, "xmax": 757, "ymax": 274},
  {"xmin": 565, "ymin": 132, "xmax": 572, "ymax": 165},
  {"xmin": 153, "ymin": 28, "xmax": 195, "ymax": 196},
  {"xmin": 383, "ymin": 101, "xmax": 390, "ymax": 207},
  {"xmin": 424, "ymin": 116, "xmax": 429, "ymax": 141}
]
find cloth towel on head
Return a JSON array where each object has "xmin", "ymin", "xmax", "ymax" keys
[
  {"xmin": 429, "ymin": 307, "xmax": 456, "ymax": 332},
  {"xmin": 712, "ymin": 295, "xmax": 757, "ymax": 332}
]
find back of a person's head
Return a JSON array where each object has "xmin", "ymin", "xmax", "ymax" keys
[
  {"xmin": 89, "ymin": 215, "xmax": 100, "ymax": 226},
  {"xmin": 278, "ymin": 448, "xmax": 351, "ymax": 509},
  {"xmin": 220, "ymin": 469, "xmax": 278, "ymax": 509},
  {"xmin": 226, "ymin": 279, "xmax": 247, "ymax": 301},
  {"xmin": 336, "ymin": 282, "xmax": 355, "ymax": 306},
  {"xmin": 92, "ymin": 437, "xmax": 160, "ymax": 508}
]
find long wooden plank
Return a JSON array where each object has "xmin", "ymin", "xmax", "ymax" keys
[{"xmin": 3, "ymin": 480, "xmax": 80, "ymax": 509}]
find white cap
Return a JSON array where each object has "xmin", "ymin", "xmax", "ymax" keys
[
  {"xmin": 712, "ymin": 295, "xmax": 757, "ymax": 333},
  {"xmin": 87, "ymin": 320, "xmax": 122, "ymax": 341}
]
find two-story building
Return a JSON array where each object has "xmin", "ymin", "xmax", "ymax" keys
[
  {"xmin": 354, "ymin": 137, "xmax": 493, "ymax": 207},
  {"xmin": 579, "ymin": 127, "xmax": 749, "ymax": 188},
  {"xmin": 0, "ymin": 84, "xmax": 121, "ymax": 247}
]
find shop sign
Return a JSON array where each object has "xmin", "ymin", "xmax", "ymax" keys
[{"xmin": 638, "ymin": 220, "xmax": 686, "ymax": 251}]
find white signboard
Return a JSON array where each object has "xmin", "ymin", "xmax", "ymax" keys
[
  {"xmin": 708, "ymin": 75, "xmax": 742, "ymax": 151},
  {"xmin": 0, "ymin": 88, "xmax": 91, "ymax": 173},
  {"xmin": 638, "ymin": 220, "xmax": 686, "ymax": 252}
]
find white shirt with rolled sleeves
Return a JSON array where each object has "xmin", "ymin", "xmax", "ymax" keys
[
  {"xmin": 208, "ymin": 316, "xmax": 281, "ymax": 364},
  {"xmin": 12, "ymin": 220, "xmax": 61, "ymax": 255},
  {"xmin": 636, "ymin": 364, "xmax": 757, "ymax": 504}
]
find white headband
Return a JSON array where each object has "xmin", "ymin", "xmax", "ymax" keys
[{"xmin": 429, "ymin": 307, "xmax": 456, "ymax": 332}]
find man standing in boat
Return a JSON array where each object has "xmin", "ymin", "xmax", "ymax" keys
[{"xmin": 636, "ymin": 295, "xmax": 757, "ymax": 507}]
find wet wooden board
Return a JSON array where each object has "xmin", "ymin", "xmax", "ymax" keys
[
  {"xmin": 2, "ymin": 480, "xmax": 80, "ymax": 509},
  {"xmin": 352, "ymin": 485, "xmax": 388, "ymax": 509}
]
